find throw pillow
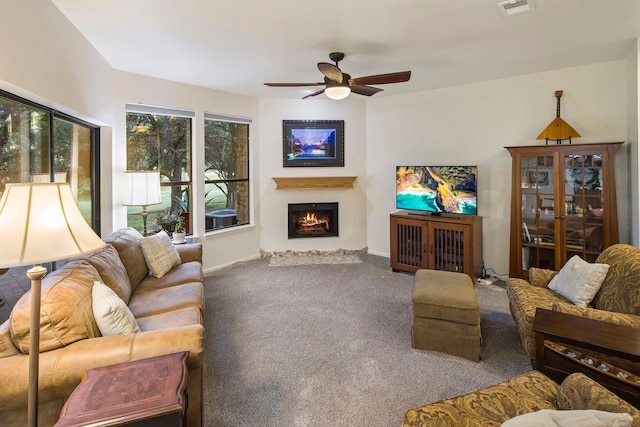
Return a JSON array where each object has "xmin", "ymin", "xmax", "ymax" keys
[
  {"xmin": 548, "ymin": 255, "xmax": 609, "ymax": 307},
  {"xmin": 92, "ymin": 281, "xmax": 140, "ymax": 336},
  {"xmin": 139, "ymin": 231, "xmax": 182, "ymax": 278},
  {"xmin": 501, "ymin": 409, "xmax": 632, "ymax": 427}
]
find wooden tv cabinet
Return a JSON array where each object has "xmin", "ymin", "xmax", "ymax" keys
[{"xmin": 390, "ymin": 211, "xmax": 482, "ymax": 280}]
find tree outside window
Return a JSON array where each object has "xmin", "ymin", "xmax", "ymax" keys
[
  {"xmin": 126, "ymin": 109, "xmax": 192, "ymax": 234},
  {"xmin": 0, "ymin": 91, "xmax": 98, "ymax": 226},
  {"xmin": 204, "ymin": 117, "xmax": 250, "ymax": 231}
]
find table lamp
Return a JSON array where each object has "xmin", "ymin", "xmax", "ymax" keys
[
  {"xmin": 0, "ymin": 183, "xmax": 106, "ymax": 427},
  {"xmin": 122, "ymin": 171, "xmax": 162, "ymax": 236}
]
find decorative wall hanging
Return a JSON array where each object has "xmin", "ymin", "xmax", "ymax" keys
[
  {"xmin": 282, "ymin": 120, "xmax": 344, "ymax": 167},
  {"xmin": 536, "ymin": 90, "xmax": 581, "ymax": 145}
]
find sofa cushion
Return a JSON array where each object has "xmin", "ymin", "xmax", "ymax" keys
[
  {"xmin": 92, "ymin": 281, "xmax": 140, "ymax": 336},
  {"xmin": 10, "ymin": 260, "xmax": 102, "ymax": 353},
  {"xmin": 136, "ymin": 307, "xmax": 202, "ymax": 331},
  {"xmin": 403, "ymin": 370, "xmax": 560, "ymax": 427},
  {"xmin": 70, "ymin": 244, "xmax": 132, "ymax": 303},
  {"xmin": 500, "ymin": 409, "xmax": 632, "ymax": 427},
  {"xmin": 102, "ymin": 227, "xmax": 149, "ymax": 290},
  {"xmin": 551, "ymin": 302, "xmax": 640, "ymax": 329},
  {"xmin": 128, "ymin": 282, "xmax": 203, "ymax": 318},
  {"xmin": 139, "ymin": 231, "xmax": 182, "ymax": 278},
  {"xmin": 135, "ymin": 261, "xmax": 204, "ymax": 294},
  {"xmin": 557, "ymin": 372, "xmax": 640, "ymax": 418},
  {"xmin": 548, "ymin": 255, "xmax": 609, "ymax": 307},
  {"xmin": 506, "ymin": 278, "xmax": 570, "ymax": 358},
  {"xmin": 592, "ymin": 244, "xmax": 640, "ymax": 315},
  {"xmin": 0, "ymin": 320, "xmax": 19, "ymax": 357}
]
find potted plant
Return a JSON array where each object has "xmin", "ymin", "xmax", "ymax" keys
[
  {"xmin": 154, "ymin": 212, "xmax": 184, "ymax": 239},
  {"xmin": 173, "ymin": 216, "xmax": 186, "ymax": 243},
  {"xmin": 173, "ymin": 191, "xmax": 190, "ymax": 234}
]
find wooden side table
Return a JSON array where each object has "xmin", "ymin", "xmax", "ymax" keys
[
  {"xmin": 533, "ymin": 308, "xmax": 640, "ymax": 407},
  {"xmin": 55, "ymin": 351, "xmax": 188, "ymax": 427}
]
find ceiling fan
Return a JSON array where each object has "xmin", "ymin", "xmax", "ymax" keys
[{"xmin": 264, "ymin": 52, "xmax": 411, "ymax": 100}]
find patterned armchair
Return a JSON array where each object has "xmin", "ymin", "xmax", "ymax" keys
[
  {"xmin": 403, "ymin": 371, "xmax": 640, "ymax": 427},
  {"xmin": 506, "ymin": 244, "xmax": 640, "ymax": 362}
]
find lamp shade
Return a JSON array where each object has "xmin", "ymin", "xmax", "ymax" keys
[
  {"xmin": 325, "ymin": 86, "xmax": 351, "ymax": 100},
  {"xmin": 123, "ymin": 171, "xmax": 162, "ymax": 206},
  {"xmin": 0, "ymin": 183, "xmax": 105, "ymax": 268}
]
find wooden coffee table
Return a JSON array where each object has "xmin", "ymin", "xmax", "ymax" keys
[{"xmin": 55, "ymin": 351, "xmax": 188, "ymax": 427}]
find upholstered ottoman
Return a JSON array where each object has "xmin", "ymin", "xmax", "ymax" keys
[{"xmin": 411, "ymin": 269, "xmax": 481, "ymax": 362}]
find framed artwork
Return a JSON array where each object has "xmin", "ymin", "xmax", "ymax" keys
[{"xmin": 282, "ymin": 120, "xmax": 344, "ymax": 167}]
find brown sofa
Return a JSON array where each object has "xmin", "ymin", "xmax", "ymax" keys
[
  {"xmin": 506, "ymin": 244, "xmax": 640, "ymax": 362},
  {"xmin": 0, "ymin": 228, "xmax": 204, "ymax": 426},
  {"xmin": 403, "ymin": 370, "xmax": 640, "ymax": 426}
]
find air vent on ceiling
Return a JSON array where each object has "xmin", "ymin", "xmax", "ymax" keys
[{"xmin": 497, "ymin": 0, "xmax": 535, "ymax": 17}]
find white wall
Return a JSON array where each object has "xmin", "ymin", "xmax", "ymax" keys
[
  {"xmin": 366, "ymin": 61, "xmax": 629, "ymax": 276},
  {"xmin": 0, "ymin": 0, "xmax": 115, "ymax": 235},
  {"xmin": 113, "ymin": 71, "xmax": 262, "ymax": 271},
  {"xmin": 258, "ymin": 98, "xmax": 368, "ymax": 252}
]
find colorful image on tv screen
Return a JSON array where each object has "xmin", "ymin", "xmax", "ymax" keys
[{"xmin": 396, "ymin": 166, "xmax": 477, "ymax": 215}]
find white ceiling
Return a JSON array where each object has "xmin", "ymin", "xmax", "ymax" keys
[{"xmin": 52, "ymin": 0, "xmax": 640, "ymax": 100}]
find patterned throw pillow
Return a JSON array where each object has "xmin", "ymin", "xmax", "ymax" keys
[
  {"xmin": 139, "ymin": 231, "xmax": 182, "ymax": 278},
  {"xmin": 92, "ymin": 281, "xmax": 140, "ymax": 336},
  {"xmin": 548, "ymin": 255, "xmax": 609, "ymax": 307}
]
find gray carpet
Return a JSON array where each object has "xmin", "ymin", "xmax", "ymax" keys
[{"xmin": 203, "ymin": 254, "xmax": 531, "ymax": 427}]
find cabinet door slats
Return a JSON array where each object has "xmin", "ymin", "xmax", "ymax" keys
[
  {"xmin": 390, "ymin": 212, "xmax": 482, "ymax": 280},
  {"xmin": 432, "ymin": 227, "xmax": 464, "ymax": 273},
  {"xmin": 396, "ymin": 221, "xmax": 423, "ymax": 268}
]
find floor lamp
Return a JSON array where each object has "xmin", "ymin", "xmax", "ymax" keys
[
  {"xmin": 0, "ymin": 183, "xmax": 106, "ymax": 427},
  {"xmin": 123, "ymin": 171, "xmax": 162, "ymax": 236}
]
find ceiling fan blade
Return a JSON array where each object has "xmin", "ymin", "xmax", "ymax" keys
[
  {"xmin": 350, "ymin": 85, "xmax": 384, "ymax": 97},
  {"xmin": 264, "ymin": 82, "xmax": 324, "ymax": 87},
  {"xmin": 317, "ymin": 62, "xmax": 343, "ymax": 83},
  {"xmin": 349, "ymin": 71, "xmax": 411, "ymax": 86},
  {"xmin": 302, "ymin": 88, "xmax": 326, "ymax": 99}
]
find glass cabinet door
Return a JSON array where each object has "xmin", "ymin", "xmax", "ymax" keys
[
  {"xmin": 520, "ymin": 155, "xmax": 556, "ymax": 271},
  {"xmin": 563, "ymin": 153, "xmax": 604, "ymax": 263}
]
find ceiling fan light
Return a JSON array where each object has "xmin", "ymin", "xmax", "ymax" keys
[{"xmin": 325, "ymin": 86, "xmax": 351, "ymax": 100}]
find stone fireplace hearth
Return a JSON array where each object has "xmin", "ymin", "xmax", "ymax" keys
[{"xmin": 288, "ymin": 202, "xmax": 338, "ymax": 239}]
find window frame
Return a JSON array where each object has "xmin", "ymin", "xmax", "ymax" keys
[
  {"xmin": 0, "ymin": 89, "xmax": 101, "ymax": 232},
  {"xmin": 204, "ymin": 112, "xmax": 251, "ymax": 233},
  {"xmin": 125, "ymin": 103, "xmax": 195, "ymax": 234}
]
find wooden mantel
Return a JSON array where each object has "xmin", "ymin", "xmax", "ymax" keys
[{"xmin": 272, "ymin": 176, "xmax": 357, "ymax": 190}]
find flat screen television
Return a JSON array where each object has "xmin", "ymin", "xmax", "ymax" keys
[{"xmin": 396, "ymin": 166, "xmax": 478, "ymax": 215}]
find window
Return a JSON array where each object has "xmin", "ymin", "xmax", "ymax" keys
[
  {"xmin": 126, "ymin": 104, "xmax": 193, "ymax": 234},
  {"xmin": 204, "ymin": 114, "xmax": 250, "ymax": 231},
  {"xmin": 0, "ymin": 90, "xmax": 100, "ymax": 229}
]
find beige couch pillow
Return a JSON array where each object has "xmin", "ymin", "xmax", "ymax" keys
[
  {"xmin": 92, "ymin": 281, "xmax": 140, "ymax": 336},
  {"xmin": 139, "ymin": 231, "xmax": 181, "ymax": 278},
  {"xmin": 10, "ymin": 260, "xmax": 102, "ymax": 353},
  {"xmin": 548, "ymin": 255, "xmax": 609, "ymax": 307}
]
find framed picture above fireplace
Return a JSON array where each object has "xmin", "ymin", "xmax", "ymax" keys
[{"xmin": 282, "ymin": 120, "xmax": 344, "ymax": 167}]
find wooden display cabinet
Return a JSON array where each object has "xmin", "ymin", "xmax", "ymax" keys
[
  {"xmin": 390, "ymin": 211, "xmax": 483, "ymax": 280},
  {"xmin": 505, "ymin": 142, "xmax": 622, "ymax": 279}
]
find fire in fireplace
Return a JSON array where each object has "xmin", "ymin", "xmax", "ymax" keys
[{"xmin": 288, "ymin": 202, "xmax": 338, "ymax": 238}]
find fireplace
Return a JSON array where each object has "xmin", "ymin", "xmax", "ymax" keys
[{"xmin": 288, "ymin": 202, "xmax": 338, "ymax": 238}]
